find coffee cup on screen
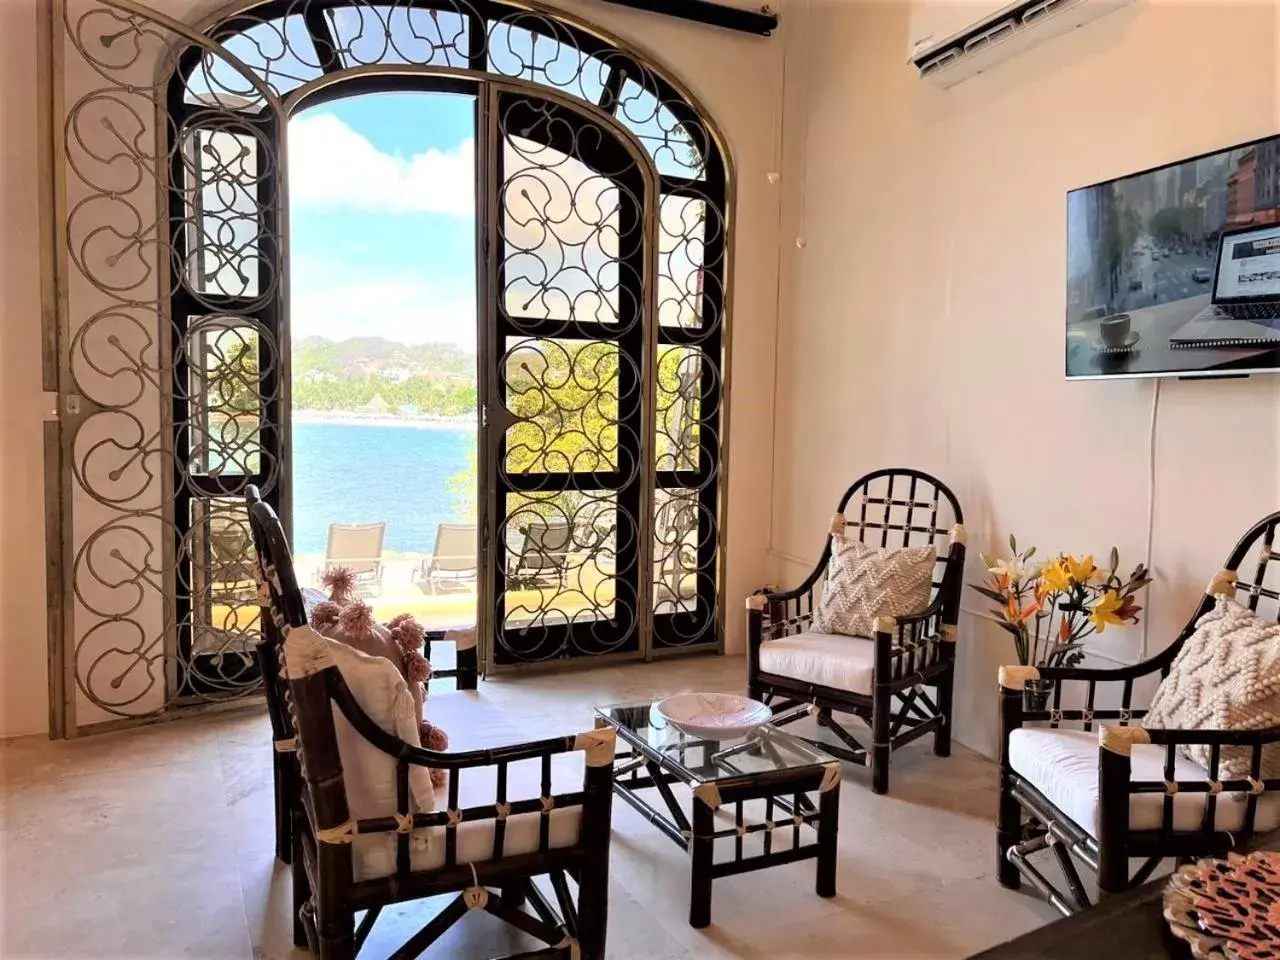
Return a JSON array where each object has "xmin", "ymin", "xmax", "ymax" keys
[{"xmin": 1099, "ymin": 313, "xmax": 1131, "ymax": 347}]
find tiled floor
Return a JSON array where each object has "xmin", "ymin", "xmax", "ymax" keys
[{"xmin": 0, "ymin": 655, "xmax": 1058, "ymax": 959}]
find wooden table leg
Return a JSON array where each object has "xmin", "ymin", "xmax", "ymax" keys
[
  {"xmin": 817, "ymin": 780, "xmax": 838, "ymax": 898},
  {"xmin": 690, "ymin": 795, "xmax": 715, "ymax": 928}
]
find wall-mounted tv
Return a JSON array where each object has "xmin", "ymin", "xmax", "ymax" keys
[{"xmin": 1066, "ymin": 134, "xmax": 1280, "ymax": 379}]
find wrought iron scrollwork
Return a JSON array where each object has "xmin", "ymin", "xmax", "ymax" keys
[
  {"xmin": 60, "ymin": 0, "xmax": 283, "ymax": 723},
  {"xmin": 55, "ymin": 0, "xmax": 729, "ymax": 729}
]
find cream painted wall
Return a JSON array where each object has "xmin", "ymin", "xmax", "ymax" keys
[
  {"xmin": 0, "ymin": 0, "xmax": 782, "ymax": 736},
  {"xmin": 770, "ymin": 0, "xmax": 1280, "ymax": 759},
  {"xmin": 0, "ymin": 0, "xmax": 52, "ymax": 737}
]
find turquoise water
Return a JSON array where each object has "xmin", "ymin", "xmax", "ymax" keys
[{"xmin": 291, "ymin": 420, "xmax": 476, "ymax": 555}]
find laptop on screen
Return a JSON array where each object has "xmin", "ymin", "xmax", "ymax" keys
[{"xmin": 1170, "ymin": 223, "xmax": 1280, "ymax": 347}]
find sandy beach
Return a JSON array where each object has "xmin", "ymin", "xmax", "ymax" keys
[{"xmin": 292, "ymin": 409, "xmax": 477, "ymax": 430}]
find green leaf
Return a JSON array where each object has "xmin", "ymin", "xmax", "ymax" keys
[
  {"xmin": 1009, "ymin": 533, "xmax": 1017, "ymax": 553},
  {"xmin": 970, "ymin": 585, "xmax": 1008, "ymax": 605},
  {"xmin": 1025, "ymin": 546, "xmax": 1036, "ymax": 558}
]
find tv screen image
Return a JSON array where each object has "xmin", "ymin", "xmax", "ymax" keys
[{"xmin": 1066, "ymin": 134, "xmax": 1280, "ymax": 379}]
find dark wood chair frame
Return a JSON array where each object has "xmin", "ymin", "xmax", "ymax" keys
[
  {"xmin": 246, "ymin": 488, "xmax": 479, "ymax": 867},
  {"xmin": 746, "ymin": 468, "xmax": 966, "ymax": 795},
  {"xmin": 247, "ymin": 492, "xmax": 615, "ymax": 959},
  {"xmin": 997, "ymin": 510, "xmax": 1280, "ymax": 916}
]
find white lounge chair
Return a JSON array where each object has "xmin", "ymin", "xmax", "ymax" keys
[
  {"xmin": 413, "ymin": 522, "xmax": 477, "ymax": 594},
  {"xmin": 323, "ymin": 521, "xmax": 385, "ymax": 596}
]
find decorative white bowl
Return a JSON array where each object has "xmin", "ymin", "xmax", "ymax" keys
[{"xmin": 653, "ymin": 693, "xmax": 773, "ymax": 741}]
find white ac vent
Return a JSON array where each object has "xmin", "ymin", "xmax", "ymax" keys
[{"xmin": 909, "ymin": 0, "xmax": 1136, "ymax": 88}]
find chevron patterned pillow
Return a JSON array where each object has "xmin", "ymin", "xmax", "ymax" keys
[
  {"xmin": 1144, "ymin": 596, "xmax": 1280, "ymax": 782},
  {"xmin": 812, "ymin": 534, "xmax": 936, "ymax": 639}
]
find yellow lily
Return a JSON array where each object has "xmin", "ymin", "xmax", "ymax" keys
[
  {"xmin": 1040, "ymin": 560, "xmax": 1071, "ymax": 593},
  {"xmin": 1090, "ymin": 590, "xmax": 1127, "ymax": 633},
  {"xmin": 1067, "ymin": 555, "xmax": 1097, "ymax": 585}
]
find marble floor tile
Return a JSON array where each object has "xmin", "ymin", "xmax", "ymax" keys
[{"xmin": 0, "ymin": 655, "xmax": 1058, "ymax": 959}]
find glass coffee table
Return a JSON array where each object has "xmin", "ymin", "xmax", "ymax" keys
[{"xmin": 595, "ymin": 699, "xmax": 842, "ymax": 928}]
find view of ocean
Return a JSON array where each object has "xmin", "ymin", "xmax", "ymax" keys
[{"xmin": 291, "ymin": 419, "xmax": 476, "ymax": 555}]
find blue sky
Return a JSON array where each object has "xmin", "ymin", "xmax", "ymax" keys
[
  {"xmin": 283, "ymin": 88, "xmax": 707, "ymax": 350},
  {"xmin": 288, "ymin": 92, "xmax": 478, "ymax": 350}
]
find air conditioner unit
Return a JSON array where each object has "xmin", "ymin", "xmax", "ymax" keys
[{"xmin": 908, "ymin": 0, "xmax": 1135, "ymax": 88}]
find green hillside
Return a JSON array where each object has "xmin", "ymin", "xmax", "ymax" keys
[
  {"xmin": 292, "ymin": 336, "xmax": 477, "ymax": 415},
  {"xmin": 293, "ymin": 336, "xmax": 475, "ymax": 380}
]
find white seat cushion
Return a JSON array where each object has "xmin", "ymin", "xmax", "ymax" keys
[
  {"xmin": 306, "ymin": 629, "xmax": 584, "ymax": 881},
  {"xmin": 1008, "ymin": 727, "xmax": 1280, "ymax": 839},
  {"xmin": 758, "ymin": 632, "xmax": 875, "ymax": 696},
  {"xmin": 356, "ymin": 753, "xmax": 584, "ymax": 880}
]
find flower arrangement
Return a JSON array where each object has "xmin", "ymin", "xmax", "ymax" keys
[{"xmin": 971, "ymin": 536, "xmax": 1152, "ymax": 669}]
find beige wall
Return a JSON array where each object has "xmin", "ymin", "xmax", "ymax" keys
[
  {"xmin": 0, "ymin": 0, "xmax": 51, "ymax": 737},
  {"xmin": 771, "ymin": 0, "xmax": 1280, "ymax": 758},
  {"xmin": 0, "ymin": 0, "xmax": 782, "ymax": 736}
]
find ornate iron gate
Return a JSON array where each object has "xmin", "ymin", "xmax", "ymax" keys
[
  {"xmin": 484, "ymin": 86, "xmax": 654, "ymax": 666},
  {"xmin": 49, "ymin": 0, "xmax": 732, "ymax": 734},
  {"xmin": 53, "ymin": 0, "xmax": 287, "ymax": 733}
]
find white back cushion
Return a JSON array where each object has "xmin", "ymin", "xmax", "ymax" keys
[
  {"xmin": 1144, "ymin": 597, "xmax": 1280, "ymax": 782},
  {"xmin": 319, "ymin": 637, "xmax": 437, "ymax": 877},
  {"xmin": 814, "ymin": 534, "xmax": 934, "ymax": 637}
]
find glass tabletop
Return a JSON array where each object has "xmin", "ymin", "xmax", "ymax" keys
[{"xmin": 595, "ymin": 698, "xmax": 837, "ymax": 785}]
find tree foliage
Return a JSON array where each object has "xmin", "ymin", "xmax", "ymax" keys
[
  {"xmin": 292, "ymin": 372, "xmax": 477, "ymax": 416},
  {"xmin": 1149, "ymin": 206, "xmax": 1187, "ymax": 246},
  {"xmin": 447, "ymin": 341, "xmax": 702, "ymax": 526}
]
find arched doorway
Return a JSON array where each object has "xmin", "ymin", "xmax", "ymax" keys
[{"xmin": 52, "ymin": 0, "xmax": 731, "ymax": 733}]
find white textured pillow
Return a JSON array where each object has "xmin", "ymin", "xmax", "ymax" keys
[
  {"xmin": 812, "ymin": 534, "xmax": 935, "ymax": 638},
  {"xmin": 321, "ymin": 636, "xmax": 437, "ymax": 879},
  {"xmin": 1144, "ymin": 597, "xmax": 1280, "ymax": 782}
]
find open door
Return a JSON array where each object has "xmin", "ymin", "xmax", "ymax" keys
[
  {"xmin": 480, "ymin": 86, "xmax": 653, "ymax": 669},
  {"xmin": 52, "ymin": 0, "xmax": 287, "ymax": 732}
]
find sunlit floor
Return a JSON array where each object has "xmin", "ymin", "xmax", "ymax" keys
[
  {"xmin": 213, "ymin": 554, "xmax": 697, "ymax": 632},
  {"xmin": 296, "ymin": 552, "xmax": 481, "ymax": 628},
  {"xmin": 0, "ymin": 656, "xmax": 1059, "ymax": 959}
]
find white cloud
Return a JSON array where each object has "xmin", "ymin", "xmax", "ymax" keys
[
  {"xmin": 292, "ymin": 277, "xmax": 476, "ymax": 350},
  {"xmin": 288, "ymin": 112, "xmax": 474, "ymax": 216}
]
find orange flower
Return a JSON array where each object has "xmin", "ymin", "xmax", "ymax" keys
[{"xmin": 1007, "ymin": 595, "xmax": 1041, "ymax": 623}]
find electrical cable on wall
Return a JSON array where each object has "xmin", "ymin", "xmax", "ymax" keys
[
  {"xmin": 765, "ymin": 0, "xmax": 811, "ymax": 563},
  {"xmin": 1140, "ymin": 377, "xmax": 1161, "ymax": 659}
]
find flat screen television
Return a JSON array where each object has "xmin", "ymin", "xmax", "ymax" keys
[{"xmin": 1066, "ymin": 133, "xmax": 1280, "ymax": 379}]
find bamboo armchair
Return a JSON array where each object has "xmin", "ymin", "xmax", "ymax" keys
[
  {"xmin": 249, "ymin": 494, "xmax": 615, "ymax": 959},
  {"xmin": 998, "ymin": 510, "xmax": 1280, "ymax": 915},
  {"xmin": 246, "ymin": 488, "xmax": 480, "ymax": 866},
  {"xmin": 747, "ymin": 468, "xmax": 966, "ymax": 795}
]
